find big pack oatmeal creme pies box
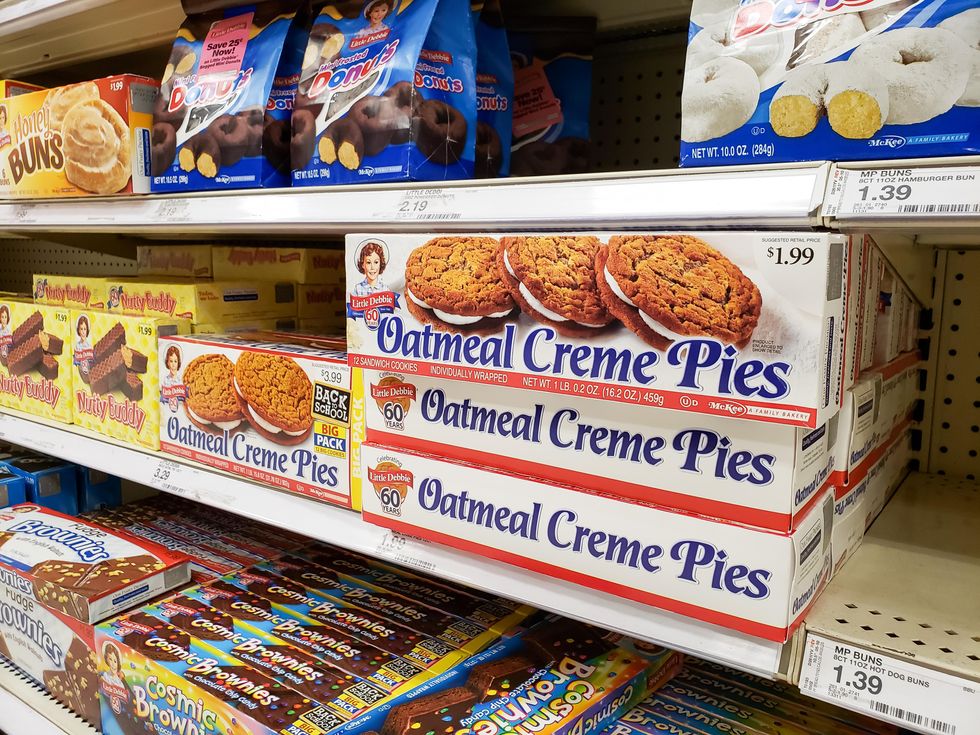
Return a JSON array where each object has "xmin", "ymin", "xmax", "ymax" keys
[
  {"xmin": 212, "ymin": 246, "xmax": 345, "ymax": 284},
  {"xmin": 70, "ymin": 310, "xmax": 188, "ymax": 450},
  {"xmin": 363, "ymin": 371, "xmax": 836, "ymax": 531},
  {"xmin": 0, "ymin": 505, "xmax": 191, "ymax": 728},
  {"xmin": 0, "ymin": 75, "xmax": 157, "ymax": 197},
  {"xmin": 680, "ymin": 0, "xmax": 980, "ymax": 166},
  {"xmin": 136, "ymin": 244, "xmax": 213, "ymax": 278},
  {"xmin": 157, "ymin": 333, "xmax": 360, "ymax": 509},
  {"xmin": 346, "ymin": 232, "xmax": 850, "ymax": 428},
  {"xmin": 361, "ymin": 443, "xmax": 833, "ymax": 642},
  {"xmin": 34, "ymin": 275, "xmax": 112, "ymax": 310},
  {"xmin": 103, "ymin": 277, "xmax": 297, "ymax": 323},
  {"xmin": 0, "ymin": 298, "xmax": 74, "ymax": 424}
]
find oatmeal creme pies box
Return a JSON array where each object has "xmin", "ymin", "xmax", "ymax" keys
[
  {"xmin": 0, "ymin": 75, "xmax": 158, "ymax": 198},
  {"xmin": 157, "ymin": 333, "xmax": 360, "ymax": 509},
  {"xmin": 70, "ymin": 310, "xmax": 189, "ymax": 451},
  {"xmin": 104, "ymin": 277, "xmax": 297, "ymax": 323},
  {"xmin": 346, "ymin": 232, "xmax": 849, "ymax": 429},
  {"xmin": 0, "ymin": 298, "xmax": 74, "ymax": 424},
  {"xmin": 361, "ymin": 444, "xmax": 833, "ymax": 642},
  {"xmin": 364, "ymin": 370, "xmax": 836, "ymax": 531},
  {"xmin": 136, "ymin": 244, "xmax": 213, "ymax": 278},
  {"xmin": 212, "ymin": 246, "xmax": 345, "ymax": 284}
]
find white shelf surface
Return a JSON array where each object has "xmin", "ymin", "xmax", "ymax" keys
[
  {"xmin": 0, "ymin": 164, "xmax": 831, "ymax": 234},
  {"xmin": 0, "ymin": 407, "xmax": 793, "ymax": 680},
  {"xmin": 0, "ymin": 657, "xmax": 96, "ymax": 735}
]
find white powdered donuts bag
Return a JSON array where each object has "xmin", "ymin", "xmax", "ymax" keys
[{"xmin": 680, "ymin": 0, "xmax": 980, "ymax": 166}]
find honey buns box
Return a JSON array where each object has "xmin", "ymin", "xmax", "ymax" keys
[
  {"xmin": 680, "ymin": 0, "xmax": 980, "ymax": 165},
  {"xmin": 70, "ymin": 310, "xmax": 189, "ymax": 450},
  {"xmin": 0, "ymin": 75, "xmax": 158, "ymax": 197},
  {"xmin": 0, "ymin": 297, "xmax": 74, "ymax": 424},
  {"xmin": 158, "ymin": 332, "xmax": 361, "ymax": 509},
  {"xmin": 346, "ymin": 232, "xmax": 850, "ymax": 429},
  {"xmin": 0, "ymin": 504, "xmax": 191, "ymax": 729}
]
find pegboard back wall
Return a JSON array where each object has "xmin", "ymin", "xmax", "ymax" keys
[
  {"xmin": 592, "ymin": 33, "xmax": 687, "ymax": 171},
  {"xmin": 0, "ymin": 239, "xmax": 136, "ymax": 293},
  {"xmin": 929, "ymin": 250, "xmax": 980, "ymax": 480}
]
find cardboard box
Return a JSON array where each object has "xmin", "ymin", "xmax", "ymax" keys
[
  {"xmin": 0, "ymin": 75, "xmax": 157, "ymax": 198},
  {"xmin": 34, "ymin": 275, "xmax": 112, "ymax": 309},
  {"xmin": 363, "ymin": 370, "xmax": 836, "ymax": 531},
  {"xmin": 158, "ymin": 333, "xmax": 359, "ymax": 509},
  {"xmin": 104, "ymin": 277, "xmax": 297, "ymax": 323},
  {"xmin": 1, "ymin": 453, "xmax": 78, "ymax": 515},
  {"xmin": 346, "ymin": 232, "xmax": 850, "ymax": 428},
  {"xmin": 75, "ymin": 466, "xmax": 121, "ymax": 512},
  {"xmin": 136, "ymin": 244, "xmax": 213, "ymax": 278},
  {"xmin": 361, "ymin": 444, "xmax": 833, "ymax": 642},
  {"xmin": 0, "ymin": 505, "xmax": 190, "ymax": 729},
  {"xmin": 0, "ymin": 466, "xmax": 27, "ymax": 506},
  {"xmin": 299, "ymin": 283, "xmax": 346, "ymax": 319},
  {"xmin": 191, "ymin": 316, "xmax": 297, "ymax": 334},
  {"xmin": 0, "ymin": 80, "xmax": 44, "ymax": 98},
  {"xmin": 0, "ymin": 298, "xmax": 74, "ymax": 423},
  {"xmin": 213, "ymin": 246, "xmax": 344, "ymax": 284},
  {"xmin": 70, "ymin": 310, "xmax": 189, "ymax": 450}
]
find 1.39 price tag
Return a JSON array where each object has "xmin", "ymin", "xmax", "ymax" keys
[{"xmin": 826, "ymin": 166, "xmax": 980, "ymax": 218}]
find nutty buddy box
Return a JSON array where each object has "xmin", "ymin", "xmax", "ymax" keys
[
  {"xmin": 0, "ymin": 75, "xmax": 157, "ymax": 197},
  {"xmin": 347, "ymin": 232, "xmax": 849, "ymax": 428},
  {"xmin": 361, "ymin": 444, "xmax": 833, "ymax": 642},
  {"xmin": 71, "ymin": 310, "xmax": 188, "ymax": 450},
  {"xmin": 0, "ymin": 298, "xmax": 74, "ymax": 424},
  {"xmin": 158, "ymin": 333, "xmax": 360, "ymax": 509}
]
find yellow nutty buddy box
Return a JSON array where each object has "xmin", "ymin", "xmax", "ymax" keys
[
  {"xmin": 213, "ymin": 246, "xmax": 344, "ymax": 284},
  {"xmin": 0, "ymin": 75, "xmax": 158, "ymax": 198},
  {"xmin": 0, "ymin": 298, "xmax": 73, "ymax": 423},
  {"xmin": 71, "ymin": 310, "xmax": 188, "ymax": 450},
  {"xmin": 34, "ymin": 274, "xmax": 112, "ymax": 309}
]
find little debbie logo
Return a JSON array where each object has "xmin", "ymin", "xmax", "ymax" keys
[{"xmin": 368, "ymin": 460, "xmax": 412, "ymax": 516}]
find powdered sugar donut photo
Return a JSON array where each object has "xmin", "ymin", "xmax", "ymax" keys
[
  {"xmin": 690, "ymin": 0, "xmax": 738, "ymax": 29},
  {"xmin": 939, "ymin": 8, "xmax": 980, "ymax": 106},
  {"xmin": 688, "ymin": 21, "xmax": 781, "ymax": 75},
  {"xmin": 682, "ymin": 57, "xmax": 760, "ymax": 142},
  {"xmin": 790, "ymin": 13, "xmax": 867, "ymax": 67},
  {"xmin": 849, "ymin": 26, "xmax": 972, "ymax": 123}
]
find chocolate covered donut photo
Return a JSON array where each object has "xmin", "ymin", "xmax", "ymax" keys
[
  {"xmin": 150, "ymin": 123, "xmax": 176, "ymax": 177},
  {"xmin": 415, "ymin": 99, "xmax": 467, "ymax": 165},
  {"xmin": 349, "ymin": 95, "xmax": 396, "ymax": 157}
]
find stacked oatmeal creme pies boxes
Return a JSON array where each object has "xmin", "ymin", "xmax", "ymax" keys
[
  {"xmin": 348, "ymin": 231, "xmax": 866, "ymax": 643},
  {"xmin": 156, "ymin": 330, "xmax": 362, "ymax": 509},
  {"xmin": 0, "ymin": 504, "xmax": 191, "ymax": 729},
  {"xmin": 0, "ymin": 75, "xmax": 158, "ymax": 197}
]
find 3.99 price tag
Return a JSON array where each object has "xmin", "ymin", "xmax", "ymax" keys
[
  {"xmin": 800, "ymin": 634, "xmax": 978, "ymax": 734},
  {"xmin": 826, "ymin": 166, "xmax": 980, "ymax": 218}
]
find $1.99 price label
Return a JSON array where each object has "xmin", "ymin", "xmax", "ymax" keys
[{"xmin": 800, "ymin": 634, "xmax": 977, "ymax": 734}]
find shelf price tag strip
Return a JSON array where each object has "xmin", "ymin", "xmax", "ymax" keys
[
  {"xmin": 800, "ymin": 633, "xmax": 978, "ymax": 734},
  {"xmin": 825, "ymin": 166, "xmax": 980, "ymax": 218}
]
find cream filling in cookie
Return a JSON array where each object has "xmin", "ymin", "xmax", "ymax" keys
[
  {"xmin": 233, "ymin": 376, "xmax": 308, "ymax": 436},
  {"xmin": 407, "ymin": 288, "xmax": 511, "ymax": 326},
  {"xmin": 503, "ymin": 250, "xmax": 603, "ymax": 328},
  {"xmin": 187, "ymin": 405, "xmax": 242, "ymax": 432},
  {"xmin": 601, "ymin": 266, "xmax": 690, "ymax": 343}
]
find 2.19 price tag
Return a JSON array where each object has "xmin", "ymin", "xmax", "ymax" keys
[
  {"xmin": 825, "ymin": 166, "xmax": 980, "ymax": 218},
  {"xmin": 800, "ymin": 634, "xmax": 978, "ymax": 734}
]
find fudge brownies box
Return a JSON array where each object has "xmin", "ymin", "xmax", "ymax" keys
[
  {"xmin": 346, "ymin": 232, "xmax": 850, "ymax": 429},
  {"xmin": 0, "ymin": 75, "xmax": 158, "ymax": 198},
  {"xmin": 70, "ymin": 310, "xmax": 189, "ymax": 450},
  {"xmin": 34, "ymin": 274, "xmax": 112, "ymax": 310},
  {"xmin": 360, "ymin": 443, "xmax": 834, "ymax": 642},
  {"xmin": 363, "ymin": 370, "xmax": 836, "ymax": 531},
  {"xmin": 212, "ymin": 246, "xmax": 345, "ymax": 284},
  {"xmin": 103, "ymin": 277, "xmax": 297, "ymax": 323},
  {"xmin": 0, "ymin": 505, "xmax": 191, "ymax": 728},
  {"xmin": 0, "ymin": 298, "xmax": 74, "ymax": 424},
  {"xmin": 158, "ymin": 333, "xmax": 361, "ymax": 509},
  {"xmin": 679, "ymin": 0, "xmax": 980, "ymax": 166},
  {"xmin": 136, "ymin": 244, "xmax": 213, "ymax": 278}
]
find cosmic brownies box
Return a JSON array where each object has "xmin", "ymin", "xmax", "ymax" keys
[
  {"xmin": 0, "ymin": 75, "xmax": 157, "ymax": 198},
  {"xmin": 346, "ymin": 232, "xmax": 850, "ymax": 428},
  {"xmin": 151, "ymin": 1, "xmax": 310, "ymax": 191},
  {"xmin": 0, "ymin": 505, "xmax": 191, "ymax": 727},
  {"xmin": 0, "ymin": 298, "xmax": 74, "ymax": 424},
  {"xmin": 158, "ymin": 333, "xmax": 360, "ymax": 508},
  {"xmin": 361, "ymin": 444, "xmax": 833, "ymax": 642},
  {"xmin": 291, "ymin": 0, "xmax": 478, "ymax": 186},
  {"xmin": 70, "ymin": 310, "xmax": 188, "ymax": 450}
]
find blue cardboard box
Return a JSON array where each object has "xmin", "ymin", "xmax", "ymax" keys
[
  {"xmin": 76, "ymin": 466, "xmax": 122, "ymax": 512},
  {"xmin": 1, "ymin": 453, "xmax": 78, "ymax": 515},
  {"xmin": 0, "ymin": 467, "xmax": 27, "ymax": 508}
]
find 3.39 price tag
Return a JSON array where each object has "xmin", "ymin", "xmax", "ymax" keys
[{"xmin": 800, "ymin": 634, "xmax": 978, "ymax": 734}]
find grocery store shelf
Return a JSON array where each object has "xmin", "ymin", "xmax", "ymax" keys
[
  {"xmin": 0, "ymin": 407, "xmax": 795, "ymax": 679},
  {"xmin": 0, "ymin": 164, "xmax": 831, "ymax": 235},
  {"xmin": 801, "ymin": 473, "xmax": 980, "ymax": 733},
  {"xmin": 0, "ymin": 657, "xmax": 97, "ymax": 735}
]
